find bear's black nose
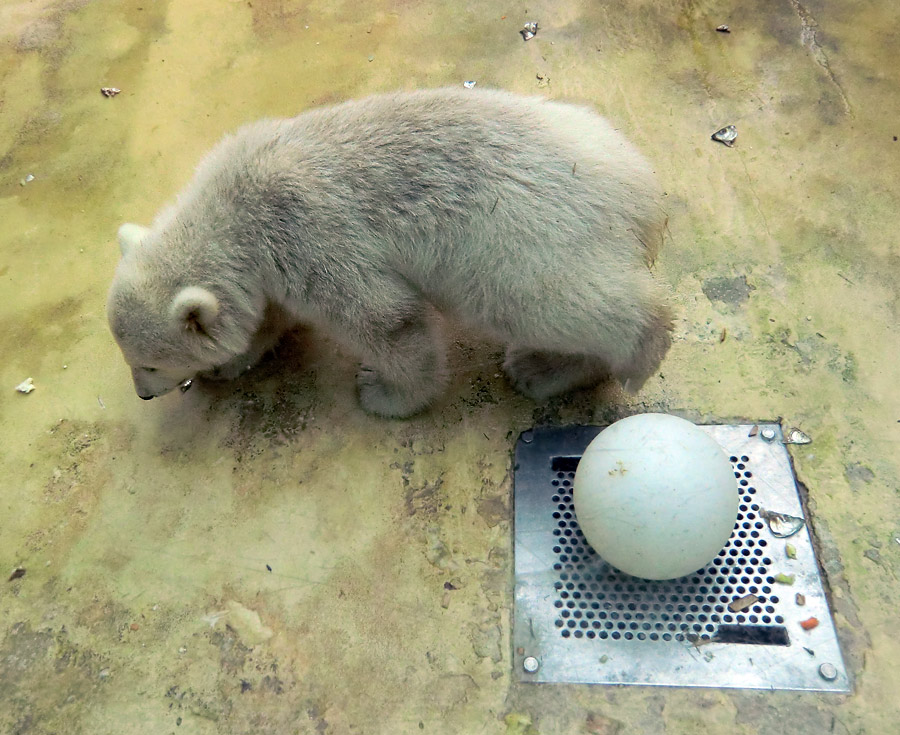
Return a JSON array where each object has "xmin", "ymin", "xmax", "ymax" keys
[{"xmin": 139, "ymin": 394, "xmax": 154, "ymax": 400}]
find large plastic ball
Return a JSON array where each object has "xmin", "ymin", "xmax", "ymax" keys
[{"xmin": 573, "ymin": 414, "xmax": 739, "ymax": 580}]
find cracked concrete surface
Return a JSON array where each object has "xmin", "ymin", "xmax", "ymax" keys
[
  {"xmin": 1, "ymin": 0, "xmax": 898, "ymax": 733},
  {"xmin": 787, "ymin": 0, "xmax": 852, "ymax": 114}
]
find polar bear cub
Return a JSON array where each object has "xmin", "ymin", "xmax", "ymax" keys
[{"xmin": 107, "ymin": 88, "xmax": 673, "ymax": 417}]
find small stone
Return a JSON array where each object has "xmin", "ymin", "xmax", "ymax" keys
[
  {"xmin": 711, "ymin": 124, "xmax": 738, "ymax": 147},
  {"xmin": 761, "ymin": 509, "xmax": 805, "ymax": 537},
  {"xmin": 520, "ymin": 21, "xmax": 538, "ymax": 41},
  {"xmin": 863, "ymin": 548, "xmax": 881, "ymax": 563},
  {"xmin": 785, "ymin": 428, "xmax": 813, "ymax": 445}
]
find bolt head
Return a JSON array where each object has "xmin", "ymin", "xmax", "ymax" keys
[
  {"xmin": 818, "ymin": 662, "xmax": 838, "ymax": 681},
  {"xmin": 760, "ymin": 427, "xmax": 777, "ymax": 442},
  {"xmin": 523, "ymin": 656, "xmax": 539, "ymax": 673},
  {"xmin": 521, "ymin": 430, "xmax": 534, "ymax": 444}
]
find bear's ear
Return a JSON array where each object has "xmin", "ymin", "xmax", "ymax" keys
[
  {"xmin": 170, "ymin": 287, "xmax": 220, "ymax": 337},
  {"xmin": 117, "ymin": 223, "xmax": 150, "ymax": 256}
]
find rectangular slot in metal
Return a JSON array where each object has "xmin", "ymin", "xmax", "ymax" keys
[{"xmin": 714, "ymin": 625, "xmax": 790, "ymax": 646}]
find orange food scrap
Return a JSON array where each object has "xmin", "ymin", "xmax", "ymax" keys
[{"xmin": 800, "ymin": 617, "xmax": 819, "ymax": 631}]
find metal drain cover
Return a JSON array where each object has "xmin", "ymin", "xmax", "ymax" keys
[{"xmin": 513, "ymin": 423, "xmax": 849, "ymax": 692}]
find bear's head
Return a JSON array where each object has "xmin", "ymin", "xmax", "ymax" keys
[{"xmin": 107, "ymin": 223, "xmax": 259, "ymax": 399}]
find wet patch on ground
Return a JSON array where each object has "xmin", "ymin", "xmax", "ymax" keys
[{"xmin": 702, "ymin": 275, "xmax": 756, "ymax": 306}]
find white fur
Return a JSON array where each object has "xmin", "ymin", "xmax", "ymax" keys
[
  {"xmin": 170, "ymin": 287, "xmax": 220, "ymax": 335},
  {"xmin": 117, "ymin": 223, "xmax": 148, "ymax": 255},
  {"xmin": 107, "ymin": 88, "xmax": 673, "ymax": 416}
]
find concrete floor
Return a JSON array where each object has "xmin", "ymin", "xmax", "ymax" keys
[{"xmin": 1, "ymin": 0, "xmax": 898, "ymax": 732}]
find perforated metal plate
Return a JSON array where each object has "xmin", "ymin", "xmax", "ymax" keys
[{"xmin": 513, "ymin": 424, "xmax": 849, "ymax": 691}]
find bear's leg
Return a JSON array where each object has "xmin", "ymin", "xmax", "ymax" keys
[
  {"xmin": 354, "ymin": 306, "xmax": 447, "ymax": 418},
  {"xmin": 503, "ymin": 349, "xmax": 611, "ymax": 400},
  {"xmin": 608, "ymin": 307, "xmax": 674, "ymax": 394},
  {"xmin": 200, "ymin": 304, "xmax": 295, "ymax": 381},
  {"xmin": 502, "ymin": 297, "xmax": 673, "ymax": 400}
]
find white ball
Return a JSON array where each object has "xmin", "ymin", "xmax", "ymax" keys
[{"xmin": 573, "ymin": 414, "xmax": 739, "ymax": 580}]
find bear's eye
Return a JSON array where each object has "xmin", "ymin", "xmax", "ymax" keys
[{"xmin": 141, "ymin": 367, "xmax": 158, "ymax": 373}]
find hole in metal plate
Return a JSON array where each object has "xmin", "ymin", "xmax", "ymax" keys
[{"xmin": 513, "ymin": 424, "xmax": 850, "ymax": 692}]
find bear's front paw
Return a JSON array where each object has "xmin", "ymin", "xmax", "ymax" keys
[
  {"xmin": 502, "ymin": 351, "xmax": 565, "ymax": 399},
  {"xmin": 357, "ymin": 367, "xmax": 404, "ymax": 417},
  {"xmin": 356, "ymin": 366, "xmax": 431, "ymax": 418}
]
